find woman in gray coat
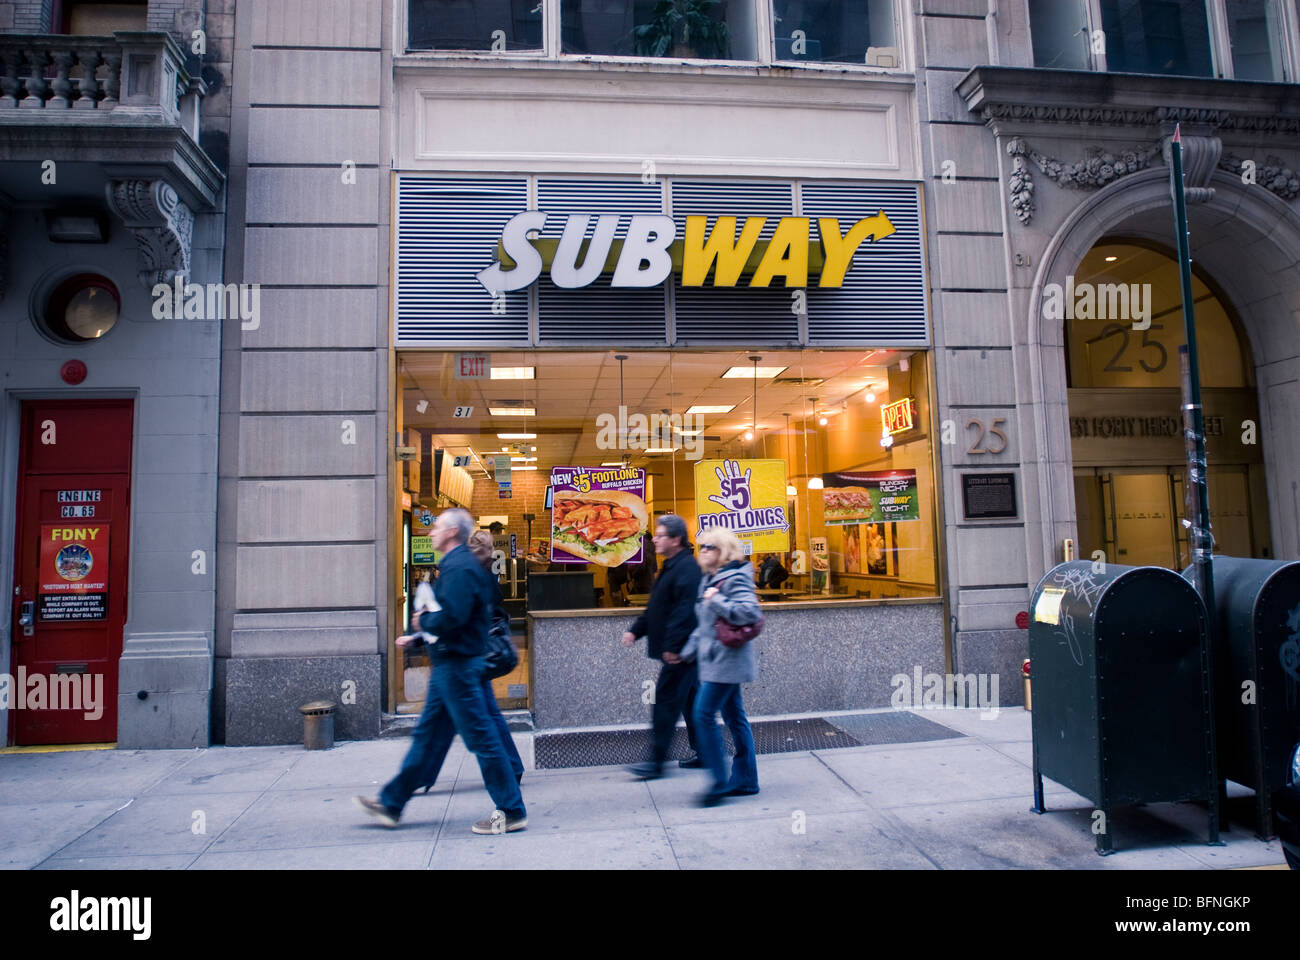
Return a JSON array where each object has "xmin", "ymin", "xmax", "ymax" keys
[{"xmin": 678, "ymin": 526, "xmax": 762, "ymax": 806}]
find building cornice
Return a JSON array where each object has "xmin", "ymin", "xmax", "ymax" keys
[{"xmin": 957, "ymin": 67, "xmax": 1300, "ymax": 138}]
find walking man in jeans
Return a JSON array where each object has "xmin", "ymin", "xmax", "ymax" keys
[
  {"xmin": 622, "ymin": 514, "xmax": 703, "ymax": 779},
  {"xmin": 355, "ymin": 508, "xmax": 527, "ymax": 834}
]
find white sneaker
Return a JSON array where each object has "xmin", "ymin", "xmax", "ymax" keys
[{"xmin": 471, "ymin": 808, "xmax": 527, "ymax": 834}]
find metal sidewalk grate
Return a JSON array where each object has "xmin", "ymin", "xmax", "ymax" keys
[{"xmin": 534, "ymin": 711, "xmax": 965, "ymax": 770}]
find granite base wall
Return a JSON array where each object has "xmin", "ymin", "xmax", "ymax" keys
[
  {"xmin": 223, "ymin": 654, "xmax": 381, "ymax": 745},
  {"xmin": 953, "ymin": 628, "xmax": 1029, "ymax": 707},
  {"xmin": 531, "ymin": 602, "xmax": 947, "ymax": 729}
]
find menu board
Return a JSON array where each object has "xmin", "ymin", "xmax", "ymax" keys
[{"xmin": 549, "ymin": 466, "xmax": 648, "ymax": 567}]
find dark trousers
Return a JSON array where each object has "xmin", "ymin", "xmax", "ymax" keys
[
  {"xmin": 381, "ymin": 656, "xmax": 525, "ymax": 818},
  {"xmin": 413, "ymin": 678, "xmax": 524, "ymax": 789},
  {"xmin": 650, "ymin": 659, "xmax": 698, "ymax": 767},
  {"xmin": 694, "ymin": 681, "xmax": 758, "ymax": 794}
]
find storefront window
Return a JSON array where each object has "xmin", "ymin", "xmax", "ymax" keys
[
  {"xmin": 771, "ymin": 0, "xmax": 898, "ymax": 66},
  {"xmin": 409, "ymin": 0, "xmax": 543, "ymax": 52},
  {"xmin": 396, "ymin": 348, "xmax": 940, "ymax": 627},
  {"xmin": 561, "ymin": 0, "xmax": 757, "ymax": 60}
]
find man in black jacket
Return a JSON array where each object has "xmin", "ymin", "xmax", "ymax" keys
[
  {"xmin": 355, "ymin": 508, "xmax": 526, "ymax": 834},
  {"xmin": 622, "ymin": 514, "xmax": 703, "ymax": 779}
]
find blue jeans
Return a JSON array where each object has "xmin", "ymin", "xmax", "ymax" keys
[
  {"xmin": 381, "ymin": 656, "xmax": 525, "ymax": 818},
  {"xmin": 412, "ymin": 679, "xmax": 523, "ymax": 790},
  {"xmin": 693, "ymin": 681, "xmax": 758, "ymax": 795}
]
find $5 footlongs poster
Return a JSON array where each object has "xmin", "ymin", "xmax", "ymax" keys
[{"xmin": 694, "ymin": 459, "xmax": 790, "ymax": 553}]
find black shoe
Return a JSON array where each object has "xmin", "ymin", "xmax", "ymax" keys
[
  {"xmin": 678, "ymin": 754, "xmax": 704, "ymax": 769},
  {"xmin": 725, "ymin": 785, "xmax": 759, "ymax": 797},
  {"xmin": 627, "ymin": 762, "xmax": 664, "ymax": 781},
  {"xmin": 697, "ymin": 788, "xmax": 729, "ymax": 808}
]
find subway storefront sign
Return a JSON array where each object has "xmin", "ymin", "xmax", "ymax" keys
[{"xmin": 478, "ymin": 212, "xmax": 898, "ymax": 292}]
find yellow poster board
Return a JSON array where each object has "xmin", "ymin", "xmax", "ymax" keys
[{"xmin": 694, "ymin": 459, "xmax": 790, "ymax": 553}]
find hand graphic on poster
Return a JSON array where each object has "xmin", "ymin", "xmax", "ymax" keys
[{"xmin": 707, "ymin": 460, "xmax": 752, "ymax": 511}]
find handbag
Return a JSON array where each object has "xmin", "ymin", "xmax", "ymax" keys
[
  {"xmin": 710, "ymin": 576, "xmax": 763, "ymax": 649},
  {"xmin": 483, "ymin": 614, "xmax": 519, "ymax": 679},
  {"xmin": 714, "ymin": 614, "xmax": 763, "ymax": 648}
]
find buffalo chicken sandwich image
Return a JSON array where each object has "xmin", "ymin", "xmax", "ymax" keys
[
  {"xmin": 551, "ymin": 490, "xmax": 649, "ymax": 566},
  {"xmin": 823, "ymin": 486, "xmax": 874, "ymax": 522}
]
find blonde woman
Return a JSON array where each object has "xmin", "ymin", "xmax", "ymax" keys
[{"xmin": 679, "ymin": 527, "xmax": 762, "ymax": 806}]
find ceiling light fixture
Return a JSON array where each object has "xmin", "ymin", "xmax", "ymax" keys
[
  {"xmin": 511, "ymin": 465, "xmax": 538, "ymax": 471},
  {"xmin": 488, "ymin": 406, "xmax": 536, "ymax": 417},
  {"xmin": 686, "ymin": 404, "xmax": 735, "ymax": 415},
  {"xmin": 808, "ymin": 476, "xmax": 824, "ymax": 489},
  {"xmin": 490, "ymin": 367, "xmax": 535, "ymax": 380},
  {"xmin": 722, "ymin": 365, "xmax": 787, "ymax": 379},
  {"xmin": 497, "ymin": 433, "xmax": 536, "ymax": 440}
]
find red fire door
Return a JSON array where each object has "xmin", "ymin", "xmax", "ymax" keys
[{"xmin": 10, "ymin": 400, "xmax": 132, "ymax": 744}]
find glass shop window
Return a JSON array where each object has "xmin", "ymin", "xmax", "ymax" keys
[
  {"xmin": 1027, "ymin": 0, "xmax": 1093, "ymax": 70},
  {"xmin": 1099, "ymin": 0, "xmax": 1214, "ymax": 77},
  {"xmin": 771, "ymin": 0, "xmax": 899, "ymax": 67},
  {"xmin": 1225, "ymin": 0, "xmax": 1286, "ymax": 81},
  {"xmin": 396, "ymin": 348, "xmax": 941, "ymax": 616},
  {"xmin": 409, "ymin": 0, "xmax": 544, "ymax": 52},
  {"xmin": 560, "ymin": 0, "xmax": 758, "ymax": 60},
  {"xmin": 57, "ymin": 1, "xmax": 148, "ymax": 35}
]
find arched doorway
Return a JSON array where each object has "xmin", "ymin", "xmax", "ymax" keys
[
  {"xmin": 1022, "ymin": 165, "xmax": 1300, "ymax": 585},
  {"xmin": 1065, "ymin": 240, "xmax": 1270, "ymax": 570}
]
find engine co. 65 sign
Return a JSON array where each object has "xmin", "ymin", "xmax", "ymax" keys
[{"xmin": 477, "ymin": 212, "xmax": 897, "ymax": 293}]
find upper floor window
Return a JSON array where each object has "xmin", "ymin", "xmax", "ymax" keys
[
  {"xmin": 55, "ymin": 0, "xmax": 148, "ymax": 35},
  {"xmin": 562, "ymin": 0, "xmax": 756, "ymax": 60},
  {"xmin": 772, "ymin": 0, "xmax": 898, "ymax": 66},
  {"xmin": 409, "ymin": 0, "xmax": 544, "ymax": 52},
  {"xmin": 1029, "ymin": 0, "xmax": 1292, "ymax": 81},
  {"xmin": 407, "ymin": 0, "xmax": 903, "ymax": 69}
]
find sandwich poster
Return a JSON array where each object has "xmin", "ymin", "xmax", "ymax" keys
[
  {"xmin": 694, "ymin": 459, "xmax": 790, "ymax": 553},
  {"xmin": 550, "ymin": 466, "xmax": 648, "ymax": 567},
  {"xmin": 822, "ymin": 469, "xmax": 920, "ymax": 524}
]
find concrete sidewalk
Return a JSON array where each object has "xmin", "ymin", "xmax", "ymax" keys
[{"xmin": 0, "ymin": 708, "xmax": 1288, "ymax": 870}]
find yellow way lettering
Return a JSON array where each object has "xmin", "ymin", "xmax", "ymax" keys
[
  {"xmin": 750, "ymin": 218, "xmax": 810, "ymax": 288},
  {"xmin": 681, "ymin": 216, "xmax": 765, "ymax": 287}
]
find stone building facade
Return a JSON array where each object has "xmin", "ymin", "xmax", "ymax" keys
[{"xmin": 4, "ymin": 0, "xmax": 1297, "ymax": 747}]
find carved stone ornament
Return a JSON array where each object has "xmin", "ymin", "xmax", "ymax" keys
[
  {"xmin": 1218, "ymin": 154, "xmax": 1300, "ymax": 201},
  {"xmin": 104, "ymin": 179, "xmax": 194, "ymax": 288},
  {"xmin": 1004, "ymin": 138, "xmax": 1162, "ymax": 224},
  {"xmin": 1162, "ymin": 133, "xmax": 1222, "ymax": 204},
  {"xmin": 980, "ymin": 103, "xmax": 1300, "ymax": 135}
]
